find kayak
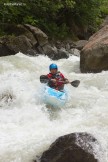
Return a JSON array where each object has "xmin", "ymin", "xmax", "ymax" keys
[{"xmin": 43, "ymin": 86, "xmax": 67, "ymax": 108}]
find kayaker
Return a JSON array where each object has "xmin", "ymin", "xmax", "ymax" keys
[{"xmin": 47, "ymin": 63, "xmax": 69, "ymax": 91}]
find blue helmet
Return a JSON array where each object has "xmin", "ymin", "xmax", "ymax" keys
[{"xmin": 49, "ymin": 64, "xmax": 58, "ymax": 70}]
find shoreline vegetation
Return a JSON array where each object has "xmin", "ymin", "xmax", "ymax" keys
[
  {"xmin": 0, "ymin": 0, "xmax": 108, "ymax": 40},
  {"xmin": 0, "ymin": 1, "xmax": 108, "ymax": 73}
]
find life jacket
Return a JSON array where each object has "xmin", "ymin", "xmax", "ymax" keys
[{"xmin": 47, "ymin": 71, "xmax": 65, "ymax": 89}]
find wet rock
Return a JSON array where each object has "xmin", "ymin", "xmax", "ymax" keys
[
  {"xmin": 75, "ymin": 40, "xmax": 88, "ymax": 50},
  {"xmin": 40, "ymin": 132, "xmax": 100, "ymax": 162},
  {"xmin": 26, "ymin": 49, "xmax": 38, "ymax": 56},
  {"xmin": 38, "ymin": 44, "xmax": 69, "ymax": 60},
  {"xmin": 69, "ymin": 48, "xmax": 80, "ymax": 57},
  {"xmin": 42, "ymin": 44, "xmax": 58, "ymax": 58},
  {"xmin": 0, "ymin": 90, "xmax": 16, "ymax": 107},
  {"xmin": 0, "ymin": 34, "xmax": 39, "ymax": 57},
  {"xmin": 80, "ymin": 25, "xmax": 108, "ymax": 73},
  {"xmin": 55, "ymin": 48, "xmax": 69, "ymax": 60},
  {"xmin": 54, "ymin": 40, "xmax": 75, "ymax": 51}
]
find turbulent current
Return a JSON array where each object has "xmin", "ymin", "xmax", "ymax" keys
[{"xmin": 0, "ymin": 52, "xmax": 108, "ymax": 162}]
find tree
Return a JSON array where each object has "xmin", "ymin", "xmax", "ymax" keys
[{"xmin": 0, "ymin": 0, "xmax": 108, "ymax": 39}]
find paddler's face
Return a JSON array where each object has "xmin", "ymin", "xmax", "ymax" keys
[{"xmin": 50, "ymin": 69, "xmax": 57, "ymax": 74}]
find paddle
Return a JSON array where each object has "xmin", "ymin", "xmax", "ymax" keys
[
  {"xmin": 40, "ymin": 75, "xmax": 80, "ymax": 88},
  {"xmin": 70, "ymin": 80, "xmax": 80, "ymax": 87}
]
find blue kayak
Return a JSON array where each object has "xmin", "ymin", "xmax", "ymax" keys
[{"xmin": 43, "ymin": 86, "xmax": 67, "ymax": 108}]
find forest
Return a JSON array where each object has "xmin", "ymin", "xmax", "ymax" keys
[{"xmin": 0, "ymin": 0, "xmax": 108, "ymax": 39}]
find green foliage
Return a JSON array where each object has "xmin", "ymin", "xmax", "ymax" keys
[
  {"xmin": 71, "ymin": 0, "xmax": 103, "ymax": 28},
  {"xmin": 41, "ymin": 22, "xmax": 69, "ymax": 39},
  {"xmin": 100, "ymin": 0, "xmax": 108, "ymax": 16},
  {"xmin": 0, "ymin": 0, "xmax": 108, "ymax": 39},
  {"xmin": 23, "ymin": 16, "xmax": 38, "ymax": 26}
]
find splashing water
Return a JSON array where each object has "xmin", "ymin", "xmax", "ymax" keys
[{"xmin": 0, "ymin": 52, "xmax": 108, "ymax": 162}]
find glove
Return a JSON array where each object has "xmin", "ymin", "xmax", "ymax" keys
[
  {"xmin": 51, "ymin": 79, "xmax": 57, "ymax": 83},
  {"xmin": 65, "ymin": 80, "xmax": 70, "ymax": 84}
]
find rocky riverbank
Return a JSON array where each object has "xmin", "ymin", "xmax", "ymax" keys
[
  {"xmin": 0, "ymin": 24, "xmax": 87, "ymax": 60},
  {"xmin": 0, "ymin": 16, "xmax": 108, "ymax": 73}
]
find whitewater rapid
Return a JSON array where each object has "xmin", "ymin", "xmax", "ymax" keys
[{"xmin": 0, "ymin": 52, "xmax": 108, "ymax": 162}]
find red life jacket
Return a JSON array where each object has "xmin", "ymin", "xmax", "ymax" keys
[{"xmin": 47, "ymin": 71, "xmax": 65, "ymax": 88}]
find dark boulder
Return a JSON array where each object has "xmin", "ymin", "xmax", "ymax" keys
[
  {"xmin": 0, "ymin": 43, "xmax": 15, "ymax": 57},
  {"xmin": 40, "ymin": 132, "xmax": 100, "ymax": 162}
]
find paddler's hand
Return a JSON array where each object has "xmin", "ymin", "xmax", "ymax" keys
[
  {"xmin": 64, "ymin": 80, "xmax": 70, "ymax": 84},
  {"xmin": 51, "ymin": 79, "xmax": 57, "ymax": 83}
]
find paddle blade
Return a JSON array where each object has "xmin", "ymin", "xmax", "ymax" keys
[
  {"xmin": 40, "ymin": 75, "xmax": 49, "ymax": 83},
  {"xmin": 70, "ymin": 80, "xmax": 80, "ymax": 87}
]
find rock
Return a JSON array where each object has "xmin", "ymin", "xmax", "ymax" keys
[
  {"xmin": 0, "ymin": 35, "xmax": 36, "ymax": 56},
  {"xmin": 75, "ymin": 40, "xmax": 88, "ymax": 50},
  {"xmin": 54, "ymin": 41, "xmax": 74, "ymax": 51},
  {"xmin": 7, "ymin": 35, "xmax": 32, "ymax": 53},
  {"xmin": 0, "ymin": 43, "xmax": 15, "ymax": 56},
  {"xmin": 2, "ymin": 23, "xmax": 26, "ymax": 36},
  {"xmin": 37, "ymin": 44, "xmax": 69, "ymax": 60},
  {"xmin": 40, "ymin": 132, "xmax": 100, "ymax": 162},
  {"xmin": 3, "ymin": 24, "xmax": 37, "ymax": 46},
  {"xmin": 65, "ymin": 43, "xmax": 71, "ymax": 51},
  {"xmin": 0, "ymin": 24, "xmax": 49, "ymax": 57},
  {"xmin": 42, "ymin": 44, "xmax": 58, "ymax": 58},
  {"xmin": 24, "ymin": 24, "xmax": 48, "ymax": 46},
  {"xmin": 55, "ymin": 41, "xmax": 61, "ymax": 49},
  {"xmin": 70, "ymin": 48, "xmax": 80, "ymax": 57},
  {"xmin": 0, "ymin": 24, "xmax": 74, "ymax": 59},
  {"xmin": 33, "ymin": 160, "xmax": 37, "ymax": 162},
  {"xmin": 80, "ymin": 25, "xmax": 108, "ymax": 73},
  {"xmin": 26, "ymin": 49, "xmax": 38, "ymax": 56},
  {"xmin": 55, "ymin": 48, "xmax": 69, "ymax": 60}
]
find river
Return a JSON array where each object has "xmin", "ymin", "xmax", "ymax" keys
[{"xmin": 0, "ymin": 52, "xmax": 108, "ymax": 162}]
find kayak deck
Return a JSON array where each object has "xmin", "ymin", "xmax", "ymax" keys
[{"xmin": 43, "ymin": 86, "xmax": 67, "ymax": 108}]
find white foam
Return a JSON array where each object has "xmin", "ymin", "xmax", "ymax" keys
[{"xmin": 0, "ymin": 52, "xmax": 108, "ymax": 162}]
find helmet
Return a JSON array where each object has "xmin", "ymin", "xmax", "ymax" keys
[{"xmin": 49, "ymin": 64, "xmax": 58, "ymax": 70}]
